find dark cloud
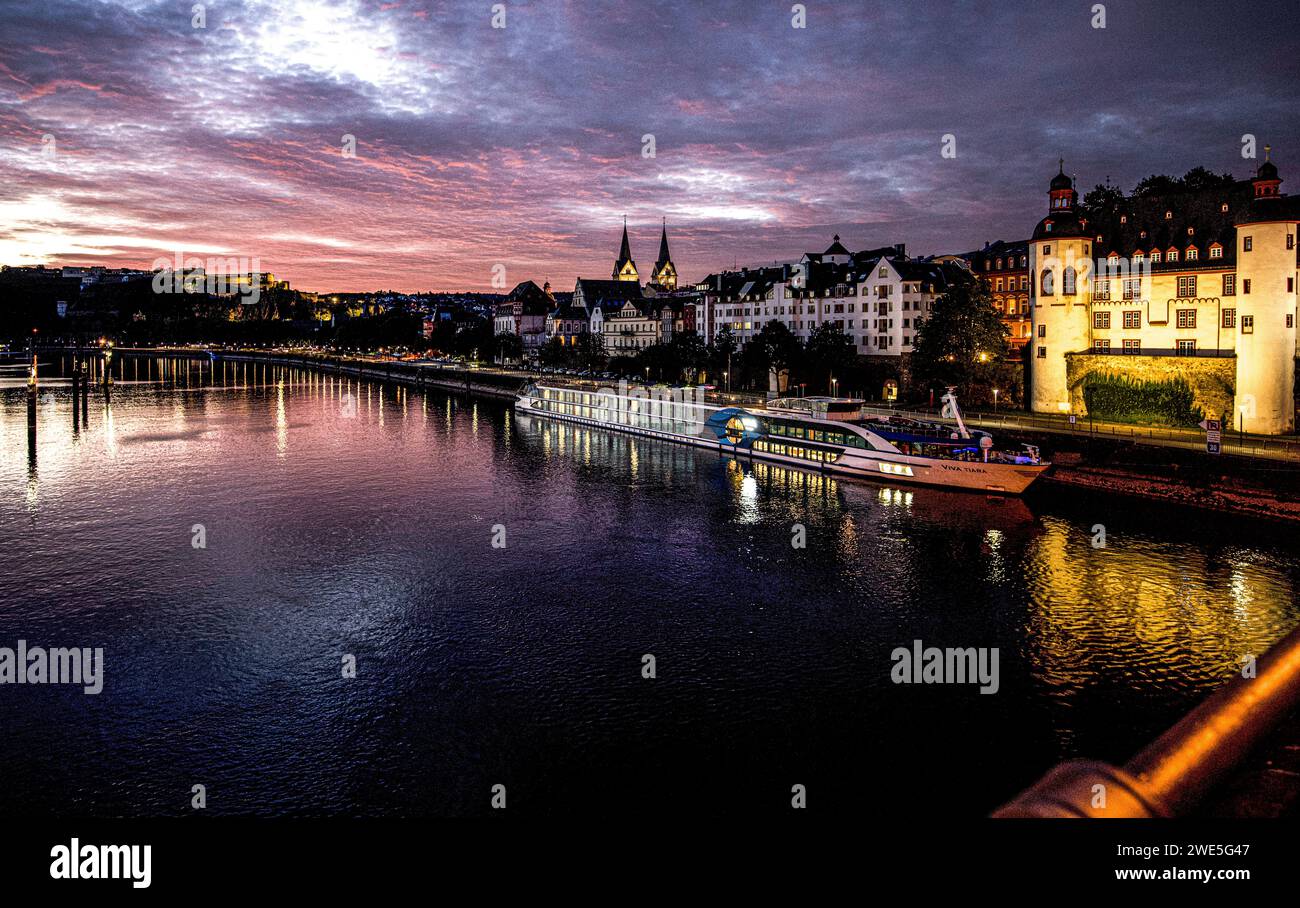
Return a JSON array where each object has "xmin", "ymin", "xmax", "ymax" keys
[{"xmin": 1, "ymin": 0, "xmax": 1298, "ymax": 290}]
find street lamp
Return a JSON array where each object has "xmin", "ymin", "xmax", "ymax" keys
[
  {"xmin": 993, "ymin": 388, "xmax": 999, "ymax": 412},
  {"xmin": 723, "ymin": 370, "xmax": 729, "ymax": 393},
  {"xmin": 830, "ymin": 377, "xmax": 838, "ymax": 396}
]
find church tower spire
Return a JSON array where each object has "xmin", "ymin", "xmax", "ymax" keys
[
  {"xmin": 613, "ymin": 216, "xmax": 639, "ymax": 282},
  {"xmin": 651, "ymin": 218, "xmax": 677, "ymax": 290}
]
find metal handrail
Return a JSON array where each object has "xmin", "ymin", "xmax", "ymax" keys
[{"xmin": 994, "ymin": 620, "xmax": 1300, "ymax": 817}]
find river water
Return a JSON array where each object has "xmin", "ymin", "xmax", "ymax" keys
[{"xmin": 2, "ymin": 355, "xmax": 1297, "ymax": 816}]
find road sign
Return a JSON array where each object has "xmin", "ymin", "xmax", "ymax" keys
[
  {"xmin": 1068, "ymin": 415, "xmax": 1077, "ymax": 425},
  {"xmin": 1202, "ymin": 418, "xmax": 1222, "ymax": 454}
]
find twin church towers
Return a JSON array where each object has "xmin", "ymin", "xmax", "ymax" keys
[{"xmin": 612, "ymin": 218, "xmax": 677, "ymax": 290}]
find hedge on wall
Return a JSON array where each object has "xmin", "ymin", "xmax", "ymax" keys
[{"xmin": 1081, "ymin": 372, "xmax": 1205, "ymax": 427}]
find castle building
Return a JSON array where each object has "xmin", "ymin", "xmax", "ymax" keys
[{"xmin": 1028, "ymin": 156, "xmax": 1299, "ymax": 434}]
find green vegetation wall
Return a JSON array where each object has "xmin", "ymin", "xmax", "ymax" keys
[{"xmin": 1080, "ymin": 372, "xmax": 1204, "ymax": 427}]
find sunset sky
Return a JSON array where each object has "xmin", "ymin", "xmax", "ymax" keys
[{"xmin": 1, "ymin": 0, "xmax": 1298, "ymax": 292}]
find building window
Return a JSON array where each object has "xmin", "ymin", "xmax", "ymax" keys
[
  {"xmin": 1243, "ymin": 279, "xmax": 1251, "ymax": 294},
  {"xmin": 1037, "ymin": 346, "xmax": 1047, "ymax": 359},
  {"xmin": 1176, "ymin": 339, "xmax": 1197, "ymax": 355},
  {"xmin": 1037, "ymin": 324, "xmax": 1047, "ymax": 338},
  {"xmin": 1177, "ymin": 276, "xmax": 1197, "ymax": 298},
  {"xmin": 1094, "ymin": 279, "xmax": 1111, "ymax": 299},
  {"xmin": 1290, "ymin": 278, "xmax": 1295, "ymax": 293},
  {"xmin": 1223, "ymin": 308, "xmax": 1236, "ymax": 328},
  {"xmin": 1123, "ymin": 310, "xmax": 1141, "ymax": 328},
  {"xmin": 1289, "ymin": 234, "xmax": 1295, "ymax": 250},
  {"xmin": 1123, "ymin": 279, "xmax": 1141, "ymax": 300},
  {"xmin": 1167, "ymin": 249, "xmax": 1178, "ymax": 262},
  {"xmin": 1150, "ymin": 251, "xmax": 1161, "ymax": 263},
  {"xmin": 1043, "ymin": 246, "xmax": 1051, "ymax": 256},
  {"xmin": 1209, "ymin": 245, "xmax": 1223, "ymax": 259},
  {"xmin": 1186, "ymin": 247, "xmax": 1198, "ymax": 261},
  {"xmin": 1243, "ymin": 236, "xmax": 1252, "ymax": 252},
  {"xmin": 1063, "ymin": 266, "xmax": 1077, "ymax": 295},
  {"xmin": 1123, "ymin": 339, "xmax": 1141, "ymax": 354},
  {"xmin": 1093, "ymin": 311, "xmax": 1110, "ymax": 329},
  {"xmin": 1242, "ymin": 315, "xmax": 1254, "ymax": 334},
  {"xmin": 1176, "ymin": 309, "xmax": 1197, "ymax": 329},
  {"xmin": 1223, "ymin": 274, "xmax": 1236, "ymax": 296},
  {"xmin": 1288, "ymin": 314, "xmax": 1294, "ymax": 329},
  {"xmin": 1093, "ymin": 339, "xmax": 1111, "ymax": 352},
  {"xmin": 1040, "ymin": 268, "xmax": 1054, "ymax": 295}
]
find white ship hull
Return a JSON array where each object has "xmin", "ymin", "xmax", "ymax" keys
[{"xmin": 515, "ymin": 385, "xmax": 1049, "ymax": 495}]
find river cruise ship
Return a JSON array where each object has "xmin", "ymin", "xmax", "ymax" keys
[{"xmin": 515, "ymin": 384, "xmax": 1049, "ymax": 494}]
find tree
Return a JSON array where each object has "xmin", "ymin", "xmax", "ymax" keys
[
  {"xmin": 709, "ymin": 325, "xmax": 738, "ymax": 387},
  {"xmin": 572, "ymin": 330, "xmax": 607, "ymax": 372},
  {"xmin": 803, "ymin": 323, "xmax": 856, "ymax": 395},
  {"xmin": 1080, "ymin": 183, "xmax": 1124, "ymax": 223},
  {"xmin": 910, "ymin": 280, "xmax": 1009, "ymax": 404},
  {"xmin": 1180, "ymin": 166, "xmax": 1235, "ymax": 192},
  {"xmin": 538, "ymin": 336, "xmax": 570, "ymax": 366},
  {"xmin": 755, "ymin": 321, "xmax": 800, "ymax": 393},
  {"xmin": 493, "ymin": 331, "xmax": 523, "ymax": 363},
  {"xmin": 667, "ymin": 329, "xmax": 708, "ymax": 384},
  {"xmin": 1131, "ymin": 174, "xmax": 1181, "ymax": 198}
]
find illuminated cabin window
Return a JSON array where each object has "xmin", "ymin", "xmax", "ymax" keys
[
  {"xmin": 753, "ymin": 439, "xmax": 841, "ymax": 464},
  {"xmin": 768, "ymin": 420, "xmax": 868, "ymax": 449},
  {"xmin": 879, "ymin": 463, "xmax": 915, "ymax": 477}
]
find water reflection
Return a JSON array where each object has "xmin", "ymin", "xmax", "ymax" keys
[{"xmin": 1, "ymin": 355, "xmax": 1297, "ymax": 817}]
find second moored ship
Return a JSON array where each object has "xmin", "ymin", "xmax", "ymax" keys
[{"xmin": 515, "ymin": 383, "xmax": 1049, "ymax": 494}]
